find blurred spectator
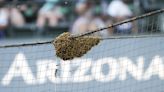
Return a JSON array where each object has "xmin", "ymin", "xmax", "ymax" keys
[
  {"xmin": 0, "ymin": 0, "xmax": 25, "ymax": 27},
  {"xmin": 36, "ymin": 0, "xmax": 64, "ymax": 33},
  {"xmin": 9, "ymin": 7, "xmax": 25, "ymax": 27},
  {"xmin": 71, "ymin": 0, "xmax": 111, "ymax": 37},
  {"xmin": 89, "ymin": 16, "xmax": 112, "ymax": 37},
  {"xmin": 0, "ymin": 8, "xmax": 8, "ymax": 39},
  {"xmin": 107, "ymin": 0, "xmax": 138, "ymax": 34},
  {"xmin": 101, "ymin": 0, "xmax": 112, "ymax": 15},
  {"xmin": 0, "ymin": 0, "xmax": 8, "ymax": 39},
  {"xmin": 7, "ymin": 0, "xmax": 26, "ymax": 27},
  {"xmin": 18, "ymin": 0, "xmax": 40, "ymax": 23},
  {"xmin": 71, "ymin": 0, "xmax": 93, "ymax": 34},
  {"xmin": 0, "ymin": 0, "xmax": 25, "ymax": 39},
  {"xmin": 89, "ymin": 0, "xmax": 113, "ymax": 37}
]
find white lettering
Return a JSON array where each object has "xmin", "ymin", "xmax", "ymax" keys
[
  {"xmin": 119, "ymin": 57, "xmax": 144, "ymax": 80},
  {"xmin": 37, "ymin": 60, "xmax": 60, "ymax": 84},
  {"xmin": 92, "ymin": 58, "xmax": 118, "ymax": 82},
  {"xmin": 73, "ymin": 59, "xmax": 92, "ymax": 82},
  {"xmin": 1, "ymin": 53, "xmax": 164, "ymax": 85},
  {"xmin": 60, "ymin": 60, "xmax": 71, "ymax": 83},
  {"xmin": 1, "ymin": 52, "xmax": 36, "ymax": 86},
  {"xmin": 144, "ymin": 56, "xmax": 164, "ymax": 80}
]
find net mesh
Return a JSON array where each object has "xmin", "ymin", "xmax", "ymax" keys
[{"xmin": 0, "ymin": 10, "xmax": 164, "ymax": 92}]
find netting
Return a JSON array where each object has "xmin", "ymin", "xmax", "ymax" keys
[{"xmin": 0, "ymin": 9, "xmax": 164, "ymax": 92}]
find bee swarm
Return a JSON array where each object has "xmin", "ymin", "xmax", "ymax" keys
[{"xmin": 53, "ymin": 32, "xmax": 100, "ymax": 60}]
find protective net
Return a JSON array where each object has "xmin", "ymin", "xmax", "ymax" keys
[{"xmin": 0, "ymin": 9, "xmax": 164, "ymax": 92}]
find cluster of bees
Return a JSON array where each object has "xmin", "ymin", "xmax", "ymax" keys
[{"xmin": 53, "ymin": 32, "xmax": 100, "ymax": 60}]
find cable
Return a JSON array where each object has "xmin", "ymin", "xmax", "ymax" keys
[
  {"xmin": 0, "ymin": 9, "xmax": 164, "ymax": 48},
  {"xmin": 0, "ymin": 41, "xmax": 52, "ymax": 48},
  {"xmin": 71, "ymin": 9, "xmax": 164, "ymax": 38}
]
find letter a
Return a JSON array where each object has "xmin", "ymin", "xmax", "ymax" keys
[{"xmin": 1, "ymin": 52, "xmax": 36, "ymax": 86}]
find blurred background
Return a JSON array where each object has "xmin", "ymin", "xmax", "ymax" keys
[{"xmin": 0, "ymin": 0, "xmax": 164, "ymax": 44}]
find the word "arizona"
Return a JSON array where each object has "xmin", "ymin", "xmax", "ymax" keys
[{"xmin": 1, "ymin": 52, "xmax": 164, "ymax": 86}]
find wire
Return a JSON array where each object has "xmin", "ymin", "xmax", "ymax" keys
[
  {"xmin": 1, "ymin": 33, "xmax": 164, "ymax": 48},
  {"xmin": 71, "ymin": 9, "xmax": 164, "ymax": 38},
  {"xmin": 0, "ymin": 41, "xmax": 52, "ymax": 48},
  {"xmin": 0, "ymin": 9, "xmax": 164, "ymax": 48}
]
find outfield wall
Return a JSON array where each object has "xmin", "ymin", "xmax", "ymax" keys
[{"xmin": 0, "ymin": 37, "xmax": 164, "ymax": 92}]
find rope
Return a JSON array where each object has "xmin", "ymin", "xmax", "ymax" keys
[
  {"xmin": 0, "ymin": 41, "xmax": 52, "ymax": 48},
  {"xmin": 1, "ymin": 33, "xmax": 164, "ymax": 48},
  {"xmin": 0, "ymin": 9, "xmax": 164, "ymax": 48},
  {"xmin": 71, "ymin": 8, "xmax": 164, "ymax": 38}
]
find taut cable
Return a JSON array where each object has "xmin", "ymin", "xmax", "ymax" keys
[{"xmin": 71, "ymin": 9, "xmax": 164, "ymax": 38}]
